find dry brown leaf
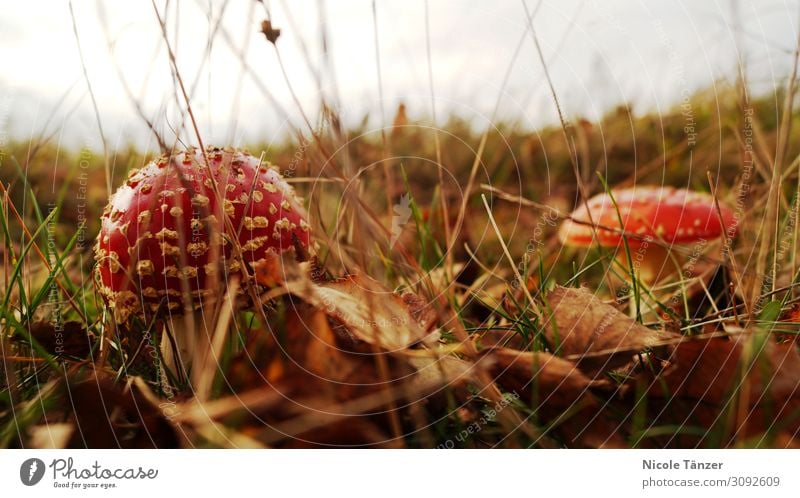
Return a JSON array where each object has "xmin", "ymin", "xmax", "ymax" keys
[
  {"xmin": 407, "ymin": 353, "xmax": 474, "ymax": 398},
  {"xmin": 481, "ymin": 348, "xmax": 624, "ymax": 448},
  {"xmin": 647, "ymin": 335, "xmax": 800, "ymax": 404},
  {"xmin": 544, "ymin": 286, "xmax": 674, "ymax": 374},
  {"xmin": 16, "ymin": 321, "xmax": 95, "ymax": 359},
  {"xmin": 483, "ymin": 348, "xmax": 605, "ymax": 408},
  {"xmin": 475, "ymin": 328, "xmax": 532, "ymax": 351},
  {"xmin": 285, "ymin": 274, "xmax": 431, "ymax": 351},
  {"xmin": 643, "ymin": 334, "xmax": 800, "ymax": 443},
  {"xmin": 228, "ymin": 302, "xmax": 415, "ymax": 400},
  {"xmin": 256, "ymin": 253, "xmax": 434, "ymax": 352},
  {"xmin": 221, "ymin": 300, "xmax": 462, "ymax": 447},
  {"xmin": 65, "ymin": 372, "xmax": 183, "ymax": 448},
  {"xmin": 400, "ymin": 291, "xmax": 438, "ymax": 333}
]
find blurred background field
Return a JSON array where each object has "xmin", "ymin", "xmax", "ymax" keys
[{"xmin": 3, "ymin": 83, "xmax": 796, "ymax": 274}]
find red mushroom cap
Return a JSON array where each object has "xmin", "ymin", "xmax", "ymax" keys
[
  {"xmin": 558, "ymin": 186, "xmax": 735, "ymax": 248},
  {"xmin": 94, "ymin": 146, "xmax": 310, "ymax": 321}
]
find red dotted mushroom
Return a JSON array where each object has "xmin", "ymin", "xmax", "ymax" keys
[
  {"xmin": 94, "ymin": 146, "xmax": 310, "ymax": 371},
  {"xmin": 558, "ymin": 186, "xmax": 735, "ymax": 282}
]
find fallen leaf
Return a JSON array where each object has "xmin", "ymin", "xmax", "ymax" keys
[
  {"xmin": 17, "ymin": 321, "xmax": 95, "ymax": 359},
  {"xmin": 481, "ymin": 347, "xmax": 624, "ymax": 448},
  {"xmin": 482, "ymin": 348, "xmax": 605, "ymax": 407},
  {"xmin": 66, "ymin": 372, "xmax": 183, "ymax": 448},
  {"xmin": 407, "ymin": 352, "xmax": 474, "ymax": 399},
  {"xmin": 285, "ymin": 274, "xmax": 432, "ymax": 351},
  {"xmin": 229, "ymin": 301, "xmax": 416, "ymax": 398},
  {"xmin": 641, "ymin": 333, "xmax": 800, "ymax": 445},
  {"xmin": 544, "ymin": 286, "xmax": 674, "ymax": 374},
  {"xmin": 221, "ymin": 300, "xmax": 463, "ymax": 447},
  {"xmin": 646, "ymin": 335, "xmax": 800, "ymax": 404},
  {"xmin": 400, "ymin": 290, "xmax": 438, "ymax": 333},
  {"xmin": 475, "ymin": 327, "xmax": 532, "ymax": 351}
]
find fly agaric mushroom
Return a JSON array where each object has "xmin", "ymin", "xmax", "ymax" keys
[
  {"xmin": 94, "ymin": 146, "xmax": 310, "ymax": 372},
  {"xmin": 558, "ymin": 186, "xmax": 735, "ymax": 282}
]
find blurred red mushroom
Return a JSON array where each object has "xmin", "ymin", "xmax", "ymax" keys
[
  {"xmin": 94, "ymin": 146, "xmax": 310, "ymax": 375},
  {"xmin": 558, "ymin": 186, "xmax": 735, "ymax": 283}
]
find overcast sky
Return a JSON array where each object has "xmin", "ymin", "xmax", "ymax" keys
[{"xmin": 0, "ymin": 0, "xmax": 798, "ymax": 150}]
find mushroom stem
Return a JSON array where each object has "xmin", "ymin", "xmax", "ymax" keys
[
  {"xmin": 160, "ymin": 310, "xmax": 212, "ymax": 381},
  {"xmin": 614, "ymin": 244, "xmax": 678, "ymax": 319},
  {"xmin": 615, "ymin": 242, "xmax": 724, "ymax": 318},
  {"xmin": 614, "ymin": 244, "xmax": 675, "ymax": 284}
]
